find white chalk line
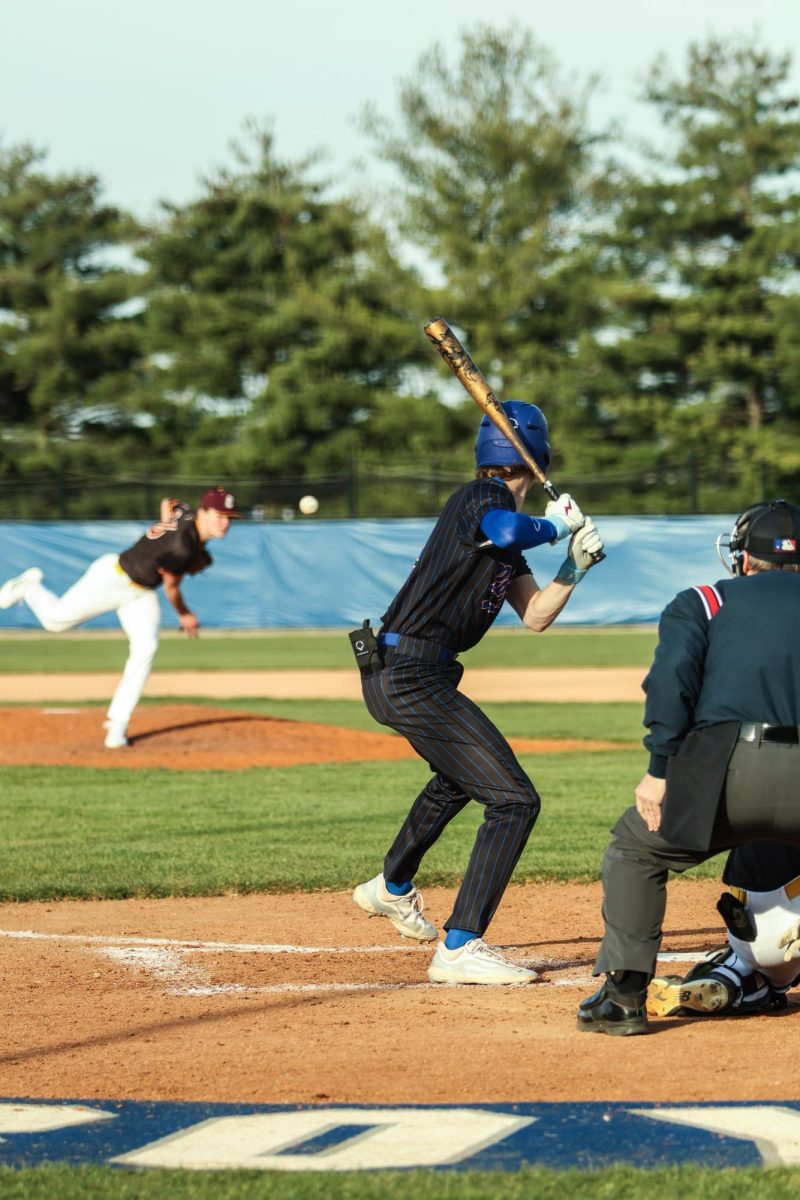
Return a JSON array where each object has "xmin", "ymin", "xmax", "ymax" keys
[
  {"xmin": 0, "ymin": 929, "xmax": 427, "ymax": 954},
  {"xmin": 0, "ymin": 928, "xmax": 709, "ymax": 997}
]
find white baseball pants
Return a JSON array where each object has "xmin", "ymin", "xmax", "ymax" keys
[
  {"xmin": 727, "ymin": 882, "xmax": 800, "ymax": 990},
  {"xmin": 25, "ymin": 553, "xmax": 161, "ymax": 728}
]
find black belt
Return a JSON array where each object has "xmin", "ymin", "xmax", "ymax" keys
[
  {"xmin": 738, "ymin": 723, "xmax": 800, "ymax": 745},
  {"xmin": 379, "ymin": 632, "xmax": 457, "ymax": 666}
]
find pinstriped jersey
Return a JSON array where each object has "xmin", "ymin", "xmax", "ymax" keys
[{"xmin": 380, "ymin": 478, "xmax": 532, "ymax": 653}]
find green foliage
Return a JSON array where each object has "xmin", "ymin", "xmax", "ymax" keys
[
  {"xmin": 5, "ymin": 32, "xmax": 800, "ymax": 514},
  {"xmin": 140, "ymin": 124, "xmax": 433, "ymax": 479},
  {"xmin": 0, "ymin": 143, "xmax": 149, "ymax": 515},
  {"xmin": 597, "ymin": 36, "xmax": 800, "ymax": 509},
  {"xmin": 363, "ymin": 25, "xmax": 613, "ymax": 468}
]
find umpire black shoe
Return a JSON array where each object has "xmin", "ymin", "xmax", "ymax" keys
[{"xmin": 577, "ymin": 982, "xmax": 649, "ymax": 1036}]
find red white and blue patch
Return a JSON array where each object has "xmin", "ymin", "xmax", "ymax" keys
[
  {"xmin": 775, "ymin": 538, "xmax": 797, "ymax": 552},
  {"xmin": 692, "ymin": 584, "xmax": 723, "ymax": 619}
]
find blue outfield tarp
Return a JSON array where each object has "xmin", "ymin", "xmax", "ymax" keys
[{"xmin": 0, "ymin": 515, "xmax": 736, "ymax": 630}]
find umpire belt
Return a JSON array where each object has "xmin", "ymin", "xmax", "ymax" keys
[
  {"xmin": 379, "ymin": 632, "xmax": 457, "ymax": 666},
  {"xmin": 738, "ymin": 723, "xmax": 800, "ymax": 745}
]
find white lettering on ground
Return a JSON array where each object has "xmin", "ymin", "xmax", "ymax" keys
[
  {"xmin": 631, "ymin": 1106, "xmax": 800, "ymax": 1166},
  {"xmin": 0, "ymin": 1103, "xmax": 115, "ymax": 1142},
  {"xmin": 113, "ymin": 1108, "xmax": 534, "ymax": 1171}
]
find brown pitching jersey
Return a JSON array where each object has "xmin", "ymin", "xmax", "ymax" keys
[{"xmin": 118, "ymin": 504, "xmax": 212, "ymax": 588}]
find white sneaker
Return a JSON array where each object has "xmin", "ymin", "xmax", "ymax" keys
[
  {"xmin": 428, "ymin": 939, "xmax": 539, "ymax": 985},
  {"xmin": 352, "ymin": 873, "xmax": 437, "ymax": 941},
  {"xmin": 0, "ymin": 567, "xmax": 43, "ymax": 609},
  {"xmin": 103, "ymin": 719, "xmax": 129, "ymax": 749}
]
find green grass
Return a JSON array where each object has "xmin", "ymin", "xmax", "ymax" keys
[
  {"xmin": 62, "ymin": 696, "xmax": 641, "ymax": 740},
  {"xmin": 0, "ymin": 626, "xmax": 657, "ymax": 672},
  {"xmin": 1, "ymin": 1165, "xmax": 799, "ymax": 1199},
  {"xmin": 0, "ymin": 752, "xmax": 727, "ymax": 901}
]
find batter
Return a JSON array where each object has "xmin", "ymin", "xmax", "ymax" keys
[{"xmin": 351, "ymin": 401, "xmax": 605, "ymax": 985}]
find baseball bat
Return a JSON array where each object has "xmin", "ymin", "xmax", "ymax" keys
[{"xmin": 424, "ymin": 316, "xmax": 605, "ymax": 561}]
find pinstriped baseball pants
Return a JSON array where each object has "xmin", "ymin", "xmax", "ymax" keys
[{"xmin": 362, "ymin": 652, "xmax": 540, "ymax": 936}]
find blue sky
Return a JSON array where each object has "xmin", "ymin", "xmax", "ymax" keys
[{"xmin": 3, "ymin": 0, "xmax": 799, "ymax": 216}]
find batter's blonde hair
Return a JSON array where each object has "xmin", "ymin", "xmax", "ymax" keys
[{"xmin": 475, "ymin": 465, "xmax": 534, "ymax": 482}]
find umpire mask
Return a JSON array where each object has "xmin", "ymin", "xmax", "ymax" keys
[{"xmin": 716, "ymin": 499, "xmax": 800, "ymax": 575}]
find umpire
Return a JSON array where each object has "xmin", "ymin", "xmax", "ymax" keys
[{"xmin": 579, "ymin": 499, "xmax": 800, "ymax": 1035}]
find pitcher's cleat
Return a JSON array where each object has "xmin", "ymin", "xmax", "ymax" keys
[
  {"xmin": 352, "ymin": 873, "xmax": 437, "ymax": 941},
  {"xmin": 103, "ymin": 719, "xmax": 130, "ymax": 749},
  {"xmin": 0, "ymin": 567, "xmax": 42, "ymax": 609},
  {"xmin": 428, "ymin": 938, "xmax": 538, "ymax": 985}
]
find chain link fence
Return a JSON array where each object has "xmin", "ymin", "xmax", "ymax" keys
[{"xmin": 0, "ymin": 456, "xmax": 775, "ymax": 520}]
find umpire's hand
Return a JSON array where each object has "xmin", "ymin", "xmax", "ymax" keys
[{"xmin": 635, "ymin": 773, "xmax": 666, "ymax": 833}]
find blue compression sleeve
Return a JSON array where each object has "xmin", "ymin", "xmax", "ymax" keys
[{"xmin": 479, "ymin": 509, "xmax": 558, "ymax": 550}]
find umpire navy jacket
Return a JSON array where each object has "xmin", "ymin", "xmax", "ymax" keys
[{"xmin": 643, "ymin": 571, "xmax": 800, "ymax": 848}]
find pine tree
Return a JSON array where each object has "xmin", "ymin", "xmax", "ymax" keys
[
  {"xmin": 606, "ymin": 38, "xmax": 800, "ymax": 508},
  {"xmin": 0, "ymin": 143, "xmax": 145, "ymax": 513},
  {"xmin": 362, "ymin": 24, "xmax": 613, "ymax": 477},
  {"xmin": 141, "ymin": 125, "xmax": 429, "ymax": 487}
]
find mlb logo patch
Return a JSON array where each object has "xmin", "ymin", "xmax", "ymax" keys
[{"xmin": 775, "ymin": 537, "xmax": 797, "ymax": 552}]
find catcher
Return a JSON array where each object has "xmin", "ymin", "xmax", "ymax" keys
[{"xmin": 648, "ymin": 840, "xmax": 800, "ymax": 1017}]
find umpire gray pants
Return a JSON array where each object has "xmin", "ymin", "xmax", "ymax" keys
[{"xmin": 595, "ymin": 738, "xmax": 800, "ymax": 978}]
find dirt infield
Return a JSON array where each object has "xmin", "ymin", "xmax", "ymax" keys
[
  {"xmin": 0, "ymin": 882, "xmax": 796, "ymax": 1107},
  {"xmin": 0, "ymin": 704, "xmax": 634, "ymax": 769},
  {"xmin": 1, "ymin": 696, "xmax": 795, "ymax": 1108},
  {"xmin": 0, "ymin": 665, "xmax": 647, "ymax": 703}
]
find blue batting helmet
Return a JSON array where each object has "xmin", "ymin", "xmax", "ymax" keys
[{"xmin": 475, "ymin": 400, "xmax": 551, "ymax": 473}]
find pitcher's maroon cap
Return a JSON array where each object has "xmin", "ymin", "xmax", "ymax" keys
[{"xmin": 199, "ymin": 486, "xmax": 241, "ymax": 516}]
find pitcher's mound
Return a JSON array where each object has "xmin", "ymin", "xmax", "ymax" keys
[{"xmin": 0, "ymin": 705, "xmax": 631, "ymax": 770}]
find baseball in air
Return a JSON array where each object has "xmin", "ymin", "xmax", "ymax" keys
[{"xmin": 298, "ymin": 495, "xmax": 319, "ymax": 515}]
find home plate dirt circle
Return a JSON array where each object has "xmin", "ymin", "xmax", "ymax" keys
[{"xmin": 0, "ymin": 883, "xmax": 796, "ymax": 1108}]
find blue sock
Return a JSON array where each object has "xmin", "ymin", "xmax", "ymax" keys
[
  {"xmin": 445, "ymin": 928, "xmax": 477, "ymax": 950},
  {"xmin": 385, "ymin": 879, "xmax": 412, "ymax": 896}
]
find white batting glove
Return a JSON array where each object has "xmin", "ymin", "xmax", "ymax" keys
[
  {"xmin": 555, "ymin": 519, "xmax": 604, "ymax": 585},
  {"xmin": 569, "ymin": 519, "xmax": 604, "ymax": 571},
  {"xmin": 545, "ymin": 494, "xmax": 585, "ymax": 542},
  {"xmin": 778, "ymin": 918, "xmax": 800, "ymax": 962}
]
